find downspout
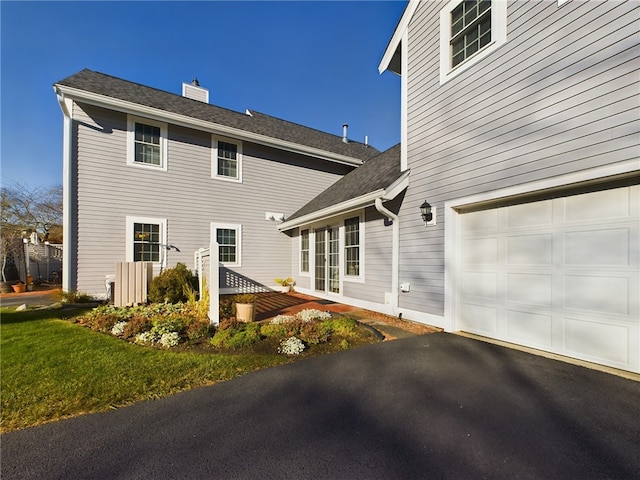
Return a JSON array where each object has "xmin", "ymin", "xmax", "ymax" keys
[
  {"xmin": 55, "ymin": 88, "xmax": 73, "ymax": 292},
  {"xmin": 374, "ymin": 198, "xmax": 399, "ymax": 315}
]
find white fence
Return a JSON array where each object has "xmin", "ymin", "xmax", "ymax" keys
[{"xmin": 194, "ymin": 243, "xmax": 220, "ymax": 325}]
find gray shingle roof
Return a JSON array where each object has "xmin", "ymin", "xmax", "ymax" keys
[
  {"xmin": 286, "ymin": 143, "xmax": 402, "ymax": 222},
  {"xmin": 55, "ymin": 69, "xmax": 380, "ymax": 162}
]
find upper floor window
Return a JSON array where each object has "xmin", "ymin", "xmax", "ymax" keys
[
  {"xmin": 126, "ymin": 216, "xmax": 167, "ymax": 265},
  {"xmin": 451, "ymin": 0, "xmax": 491, "ymax": 68},
  {"xmin": 127, "ymin": 115, "xmax": 168, "ymax": 171},
  {"xmin": 344, "ymin": 217, "xmax": 360, "ymax": 277},
  {"xmin": 212, "ymin": 136, "xmax": 242, "ymax": 182},
  {"xmin": 300, "ymin": 229, "xmax": 310, "ymax": 273},
  {"xmin": 440, "ymin": 0, "xmax": 507, "ymax": 84}
]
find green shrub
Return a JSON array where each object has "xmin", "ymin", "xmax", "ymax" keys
[
  {"xmin": 185, "ymin": 319, "xmax": 212, "ymax": 341},
  {"xmin": 219, "ymin": 297, "xmax": 234, "ymax": 320},
  {"xmin": 151, "ymin": 315, "xmax": 188, "ymax": 336},
  {"xmin": 148, "ymin": 263, "xmax": 197, "ymax": 304},
  {"xmin": 259, "ymin": 323, "xmax": 289, "ymax": 338},
  {"xmin": 210, "ymin": 323, "xmax": 261, "ymax": 350},
  {"xmin": 122, "ymin": 316, "xmax": 152, "ymax": 339},
  {"xmin": 322, "ymin": 317, "xmax": 358, "ymax": 337},
  {"xmin": 298, "ymin": 321, "xmax": 330, "ymax": 345},
  {"xmin": 90, "ymin": 314, "xmax": 119, "ymax": 333}
]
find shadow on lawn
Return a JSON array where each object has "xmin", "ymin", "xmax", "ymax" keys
[{"xmin": 0, "ymin": 306, "xmax": 87, "ymax": 325}]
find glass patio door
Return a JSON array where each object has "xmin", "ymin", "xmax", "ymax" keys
[{"xmin": 314, "ymin": 227, "xmax": 340, "ymax": 294}]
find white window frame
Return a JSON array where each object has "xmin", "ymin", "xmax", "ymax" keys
[
  {"xmin": 211, "ymin": 222, "xmax": 242, "ymax": 267},
  {"xmin": 212, "ymin": 135, "xmax": 243, "ymax": 182},
  {"xmin": 125, "ymin": 216, "xmax": 167, "ymax": 267},
  {"xmin": 299, "ymin": 228, "xmax": 310, "ymax": 276},
  {"xmin": 127, "ymin": 115, "xmax": 168, "ymax": 171},
  {"xmin": 439, "ymin": 0, "xmax": 507, "ymax": 85},
  {"xmin": 343, "ymin": 214, "xmax": 364, "ymax": 283}
]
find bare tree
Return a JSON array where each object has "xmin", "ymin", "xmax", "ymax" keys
[{"xmin": 1, "ymin": 183, "xmax": 63, "ymax": 282}]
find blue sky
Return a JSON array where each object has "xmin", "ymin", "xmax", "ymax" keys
[{"xmin": 1, "ymin": 0, "xmax": 406, "ymax": 188}]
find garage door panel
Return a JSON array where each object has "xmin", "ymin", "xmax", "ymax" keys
[
  {"xmin": 462, "ymin": 271, "xmax": 497, "ymax": 299},
  {"xmin": 506, "ymin": 234, "xmax": 553, "ymax": 265},
  {"xmin": 565, "ymin": 187, "xmax": 630, "ymax": 221},
  {"xmin": 565, "ymin": 228, "xmax": 631, "ymax": 266},
  {"xmin": 460, "ymin": 303, "xmax": 498, "ymax": 336},
  {"xmin": 564, "ymin": 317, "xmax": 630, "ymax": 366},
  {"xmin": 506, "ymin": 310, "xmax": 552, "ymax": 348},
  {"xmin": 564, "ymin": 275, "xmax": 629, "ymax": 315},
  {"xmin": 506, "ymin": 273, "xmax": 553, "ymax": 306},
  {"xmin": 506, "ymin": 200, "xmax": 552, "ymax": 228},
  {"xmin": 457, "ymin": 185, "xmax": 639, "ymax": 373},
  {"xmin": 463, "ymin": 237, "xmax": 498, "ymax": 265}
]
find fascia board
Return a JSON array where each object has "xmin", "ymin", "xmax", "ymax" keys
[
  {"xmin": 277, "ymin": 173, "xmax": 409, "ymax": 232},
  {"xmin": 277, "ymin": 190, "xmax": 385, "ymax": 231},
  {"xmin": 378, "ymin": 0, "xmax": 420, "ymax": 74},
  {"xmin": 383, "ymin": 170, "xmax": 410, "ymax": 200},
  {"xmin": 54, "ymin": 85, "xmax": 364, "ymax": 167}
]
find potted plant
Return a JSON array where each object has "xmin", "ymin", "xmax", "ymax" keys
[
  {"xmin": 233, "ymin": 293, "xmax": 257, "ymax": 323},
  {"xmin": 273, "ymin": 277, "xmax": 295, "ymax": 293}
]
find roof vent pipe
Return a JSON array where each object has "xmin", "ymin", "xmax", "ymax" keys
[{"xmin": 342, "ymin": 124, "xmax": 349, "ymax": 143}]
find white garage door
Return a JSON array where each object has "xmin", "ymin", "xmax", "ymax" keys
[{"xmin": 458, "ymin": 185, "xmax": 640, "ymax": 373}]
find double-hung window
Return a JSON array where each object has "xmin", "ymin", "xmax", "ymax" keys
[
  {"xmin": 126, "ymin": 216, "xmax": 167, "ymax": 266},
  {"xmin": 440, "ymin": 0, "xmax": 507, "ymax": 84},
  {"xmin": 344, "ymin": 217, "xmax": 360, "ymax": 277},
  {"xmin": 212, "ymin": 223, "xmax": 241, "ymax": 266},
  {"xmin": 212, "ymin": 136, "xmax": 242, "ymax": 182},
  {"xmin": 127, "ymin": 115, "xmax": 168, "ymax": 170},
  {"xmin": 451, "ymin": 0, "xmax": 492, "ymax": 68},
  {"xmin": 300, "ymin": 229, "xmax": 310, "ymax": 273}
]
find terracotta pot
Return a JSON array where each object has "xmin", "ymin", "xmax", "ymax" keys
[{"xmin": 12, "ymin": 283, "xmax": 26, "ymax": 293}]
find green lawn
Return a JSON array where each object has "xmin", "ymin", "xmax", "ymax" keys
[{"xmin": 0, "ymin": 307, "xmax": 290, "ymax": 433}]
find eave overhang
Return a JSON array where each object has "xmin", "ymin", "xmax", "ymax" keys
[
  {"xmin": 53, "ymin": 84, "xmax": 365, "ymax": 167},
  {"xmin": 277, "ymin": 169, "xmax": 410, "ymax": 231},
  {"xmin": 378, "ymin": 0, "xmax": 420, "ymax": 75}
]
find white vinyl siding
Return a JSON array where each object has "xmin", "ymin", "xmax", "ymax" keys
[
  {"xmin": 72, "ymin": 104, "xmax": 350, "ymax": 295},
  {"xmin": 125, "ymin": 216, "xmax": 166, "ymax": 266},
  {"xmin": 127, "ymin": 115, "xmax": 168, "ymax": 171},
  {"xmin": 212, "ymin": 136, "xmax": 242, "ymax": 182},
  {"xmin": 398, "ymin": 0, "xmax": 639, "ymax": 323}
]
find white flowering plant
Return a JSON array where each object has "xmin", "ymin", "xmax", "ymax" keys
[
  {"xmin": 111, "ymin": 321, "xmax": 127, "ymax": 337},
  {"xmin": 278, "ymin": 336, "xmax": 306, "ymax": 355},
  {"xmin": 296, "ymin": 309, "xmax": 332, "ymax": 322},
  {"xmin": 159, "ymin": 332, "xmax": 181, "ymax": 348}
]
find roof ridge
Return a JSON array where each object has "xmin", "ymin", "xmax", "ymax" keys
[{"xmin": 249, "ymin": 110, "xmax": 372, "ymax": 149}]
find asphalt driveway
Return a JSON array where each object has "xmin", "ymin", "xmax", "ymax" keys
[{"xmin": 2, "ymin": 333, "xmax": 639, "ymax": 479}]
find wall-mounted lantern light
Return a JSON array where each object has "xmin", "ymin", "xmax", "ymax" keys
[{"xmin": 420, "ymin": 200, "xmax": 436, "ymax": 226}]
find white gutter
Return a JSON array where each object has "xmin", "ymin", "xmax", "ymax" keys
[
  {"xmin": 278, "ymin": 170, "xmax": 409, "ymax": 231},
  {"xmin": 54, "ymin": 85, "xmax": 365, "ymax": 167},
  {"xmin": 55, "ymin": 87, "xmax": 74, "ymax": 292},
  {"xmin": 374, "ymin": 198, "xmax": 400, "ymax": 315}
]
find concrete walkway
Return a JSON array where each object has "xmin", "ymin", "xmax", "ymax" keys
[{"xmin": 2, "ymin": 333, "xmax": 639, "ymax": 480}]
